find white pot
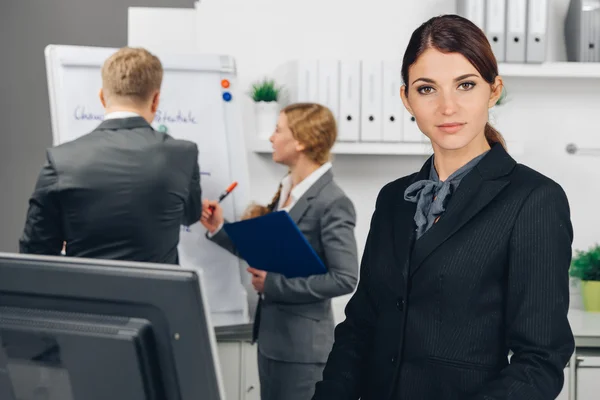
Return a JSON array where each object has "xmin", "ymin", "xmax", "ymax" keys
[{"xmin": 254, "ymin": 101, "xmax": 280, "ymax": 140}]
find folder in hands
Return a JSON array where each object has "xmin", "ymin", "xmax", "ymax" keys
[{"xmin": 223, "ymin": 211, "xmax": 326, "ymax": 279}]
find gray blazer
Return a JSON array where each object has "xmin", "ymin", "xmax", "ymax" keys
[
  {"xmin": 210, "ymin": 170, "xmax": 359, "ymax": 363},
  {"xmin": 20, "ymin": 117, "xmax": 201, "ymax": 264}
]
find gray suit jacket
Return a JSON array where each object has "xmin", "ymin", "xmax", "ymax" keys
[
  {"xmin": 19, "ymin": 117, "xmax": 201, "ymax": 264},
  {"xmin": 210, "ymin": 170, "xmax": 359, "ymax": 363}
]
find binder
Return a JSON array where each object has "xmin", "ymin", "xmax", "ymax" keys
[
  {"xmin": 382, "ymin": 60, "xmax": 403, "ymax": 142},
  {"xmin": 338, "ymin": 60, "xmax": 361, "ymax": 141},
  {"xmin": 486, "ymin": 0, "xmax": 507, "ymax": 62},
  {"xmin": 506, "ymin": 0, "xmax": 528, "ymax": 63},
  {"xmin": 317, "ymin": 60, "xmax": 340, "ymax": 123},
  {"xmin": 402, "ymin": 109, "xmax": 423, "ymax": 142},
  {"xmin": 223, "ymin": 211, "xmax": 326, "ymax": 279},
  {"xmin": 526, "ymin": 0, "xmax": 549, "ymax": 63},
  {"xmin": 301, "ymin": 60, "xmax": 319, "ymax": 102},
  {"xmin": 456, "ymin": 0, "xmax": 486, "ymax": 31},
  {"xmin": 589, "ymin": 7, "xmax": 600, "ymax": 62},
  {"xmin": 360, "ymin": 60, "xmax": 383, "ymax": 142},
  {"xmin": 272, "ymin": 60, "xmax": 319, "ymax": 106}
]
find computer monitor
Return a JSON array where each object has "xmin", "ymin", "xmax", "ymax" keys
[{"xmin": 0, "ymin": 252, "xmax": 225, "ymax": 400}]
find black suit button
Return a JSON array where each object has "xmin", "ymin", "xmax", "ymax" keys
[
  {"xmin": 391, "ymin": 355, "xmax": 397, "ymax": 364},
  {"xmin": 396, "ymin": 297, "xmax": 404, "ymax": 311}
]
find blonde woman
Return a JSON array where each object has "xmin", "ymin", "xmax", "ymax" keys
[{"xmin": 201, "ymin": 103, "xmax": 359, "ymax": 400}]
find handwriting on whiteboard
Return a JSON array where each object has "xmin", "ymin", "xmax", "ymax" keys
[
  {"xmin": 73, "ymin": 106, "xmax": 104, "ymax": 121},
  {"xmin": 73, "ymin": 106, "xmax": 199, "ymax": 125},
  {"xmin": 154, "ymin": 110, "xmax": 198, "ymax": 124}
]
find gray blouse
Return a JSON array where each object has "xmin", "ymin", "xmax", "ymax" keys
[{"xmin": 404, "ymin": 151, "xmax": 489, "ymax": 239}]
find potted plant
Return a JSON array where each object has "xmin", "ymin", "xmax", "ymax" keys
[
  {"xmin": 570, "ymin": 244, "xmax": 600, "ymax": 312},
  {"xmin": 249, "ymin": 78, "xmax": 281, "ymax": 139}
]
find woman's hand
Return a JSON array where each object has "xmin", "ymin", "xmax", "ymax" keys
[
  {"xmin": 248, "ymin": 267, "xmax": 267, "ymax": 293},
  {"xmin": 200, "ymin": 199, "xmax": 224, "ymax": 233}
]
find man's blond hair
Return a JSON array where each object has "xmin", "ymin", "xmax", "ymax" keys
[{"xmin": 101, "ymin": 47, "xmax": 163, "ymax": 104}]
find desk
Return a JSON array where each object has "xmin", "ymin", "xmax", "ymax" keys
[
  {"xmin": 213, "ymin": 314, "xmax": 600, "ymax": 400},
  {"xmin": 567, "ymin": 310, "xmax": 600, "ymax": 400},
  {"xmin": 215, "ymin": 324, "xmax": 258, "ymax": 400}
]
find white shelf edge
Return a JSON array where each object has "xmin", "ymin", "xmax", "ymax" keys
[
  {"xmin": 249, "ymin": 139, "xmax": 433, "ymax": 156},
  {"xmin": 499, "ymin": 62, "xmax": 600, "ymax": 78},
  {"xmin": 250, "ymin": 139, "xmax": 524, "ymax": 156}
]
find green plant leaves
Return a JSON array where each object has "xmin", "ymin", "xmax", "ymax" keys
[
  {"xmin": 249, "ymin": 78, "xmax": 281, "ymax": 102},
  {"xmin": 570, "ymin": 244, "xmax": 600, "ymax": 281}
]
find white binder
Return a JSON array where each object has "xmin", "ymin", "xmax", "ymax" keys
[
  {"xmin": 526, "ymin": 0, "xmax": 548, "ymax": 63},
  {"xmin": 486, "ymin": 0, "xmax": 507, "ymax": 62},
  {"xmin": 272, "ymin": 60, "xmax": 319, "ymax": 105},
  {"xmin": 457, "ymin": 0, "xmax": 486, "ymax": 30},
  {"xmin": 360, "ymin": 60, "xmax": 383, "ymax": 142},
  {"xmin": 506, "ymin": 0, "xmax": 527, "ymax": 63},
  {"xmin": 338, "ymin": 60, "xmax": 361, "ymax": 142},
  {"xmin": 382, "ymin": 60, "xmax": 403, "ymax": 142},
  {"xmin": 317, "ymin": 60, "xmax": 340, "ymax": 122},
  {"xmin": 301, "ymin": 60, "xmax": 319, "ymax": 102},
  {"xmin": 402, "ymin": 109, "xmax": 423, "ymax": 143}
]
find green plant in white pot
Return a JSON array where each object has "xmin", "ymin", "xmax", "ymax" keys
[
  {"xmin": 570, "ymin": 244, "xmax": 600, "ymax": 312},
  {"xmin": 249, "ymin": 78, "xmax": 281, "ymax": 140}
]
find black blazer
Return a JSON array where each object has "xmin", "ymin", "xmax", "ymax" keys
[
  {"xmin": 313, "ymin": 143, "xmax": 575, "ymax": 400},
  {"xmin": 19, "ymin": 117, "xmax": 201, "ymax": 264}
]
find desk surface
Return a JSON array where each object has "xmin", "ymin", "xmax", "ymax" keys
[
  {"xmin": 569, "ymin": 310, "xmax": 600, "ymax": 347},
  {"xmin": 213, "ymin": 311, "xmax": 600, "ymax": 345},
  {"xmin": 215, "ymin": 323, "xmax": 253, "ymax": 341}
]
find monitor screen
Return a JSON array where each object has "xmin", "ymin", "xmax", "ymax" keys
[{"xmin": 0, "ymin": 253, "xmax": 225, "ymax": 400}]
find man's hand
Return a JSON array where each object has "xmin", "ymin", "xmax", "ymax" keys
[{"xmin": 247, "ymin": 267, "xmax": 267, "ymax": 293}]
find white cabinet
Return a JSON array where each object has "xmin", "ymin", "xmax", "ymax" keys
[
  {"xmin": 242, "ymin": 342, "xmax": 260, "ymax": 400},
  {"xmin": 556, "ymin": 352, "xmax": 600, "ymax": 400},
  {"xmin": 576, "ymin": 354, "xmax": 600, "ymax": 400},
  {"xmin": 217, "ymin": 340, "xmax": 260, "ymax": 400}
]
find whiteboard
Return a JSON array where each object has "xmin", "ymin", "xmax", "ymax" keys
[{"xmin": 45, "ymin": 44, "xmax": 250, "ymax": 326}]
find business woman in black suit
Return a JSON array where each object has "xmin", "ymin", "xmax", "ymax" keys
[{"xmin": 313, "ymin": 15, "xmax": 575, "ymax": 400}]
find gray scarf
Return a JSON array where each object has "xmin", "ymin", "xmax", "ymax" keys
[{"xmin": 404, "ymin": 151, "xmax": 488, "ymax": 239}]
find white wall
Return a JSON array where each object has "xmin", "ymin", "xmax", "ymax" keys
[
  {"xmin": 193, "ymin": 0, "xmax": 458, "ymax": 319},
  {"xmin": 131, "ymin": 0, "xmax": 599, "ymax": 318}
]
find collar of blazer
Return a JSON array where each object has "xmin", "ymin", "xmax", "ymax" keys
[
  {"xmin": 287, "ymin": 170, "xmax": 334, "ymax": 224},
  {"xmin": 395, "ymin": 142, "xmax": 517, "ymax": 278},
  {"xmin": 95, "ymin": 116, "xmax": 152, "ymax": 131}
]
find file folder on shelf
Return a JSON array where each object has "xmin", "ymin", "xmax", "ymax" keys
[
  {"xmin": 382, "ymin": 60, "xmax": 403, "ymax": 142},
  {"xmin": 338, "ymin": 60, "xmax": 361, "ymax": 142},
  {"xmin": 223, "ymin": 211, "xmax": 327, "ymax": 279},
  {"xmin": 506, "ymin": 0, "xmax": 527, "ymax": 63},
  {"xmin": 486, "ymin": 0, "xmax": 507, "ymax": 62},
  {"xmin": 360, "ymin": 60, "xmax": 383, "ymax": 142},
  {"xmin": 402, "ymin": 109, "xmax": 423, "ymax": 143},
  {"xmin": 564, "ymin": 0, "xmax": 600, "ymax": 62},
  {"xmin": 456, "ymin": 0, "xmax": 486, "ymax": 31},
  {"xmin": 273, "ymin": 60, "xmax": 319, "ymax": 105},
  {"xmin": 526, "ymin": 0, "xmax": 549, "ymax": 63},
  {"xmin": 318, "ymin": 60, "xmax": 341, "ymax": 123}
]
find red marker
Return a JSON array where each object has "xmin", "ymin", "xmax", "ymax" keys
[{"xmin": 209, "ymin": 181, "xmax": 238, "ymax": 213}]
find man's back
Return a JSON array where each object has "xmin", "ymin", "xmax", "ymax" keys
[{"xmin": 20, "ymin": 117, "xmax": 201, "ymax": 264}]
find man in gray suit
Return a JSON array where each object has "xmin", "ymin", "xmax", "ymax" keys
[{"xmin": 20, "ymin": 47, "xmax": 201, "ymax": 264}]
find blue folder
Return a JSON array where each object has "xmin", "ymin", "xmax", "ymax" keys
[{"xmin": 222, "ymin": 211, "xmax": 326, "ymax": 279}]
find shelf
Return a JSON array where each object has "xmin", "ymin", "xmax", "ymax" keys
[
  {"xmin": 250, "ymin": 138, "xmax": 524, "ymax": 156},
  {"xmin": 250, "ymin": 138, "xmax": 434, "ymax": 156},
  {"xmin": 250, "ymin": 139, "xmax": 433, "ymax": 156},
  {"xmin": 498, "ymin": 62, "xmax": 600, "ymax": 78}
]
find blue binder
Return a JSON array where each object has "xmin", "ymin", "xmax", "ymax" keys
[{"xmin": 222, "ymin": 211, "xmax": 326, "ymax": 278}]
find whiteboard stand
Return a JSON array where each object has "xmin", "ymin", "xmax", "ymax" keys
[{"xmin": 45, "ymin": 44, "xmax": 252, "ymax": 326}]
